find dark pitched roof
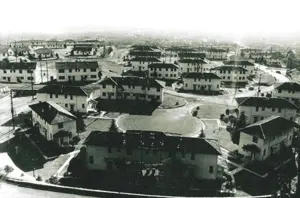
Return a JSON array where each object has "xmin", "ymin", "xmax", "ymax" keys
[
  {"xmin": 11, "ymin": 46, "xmax": 30, "ymax": 52},
  {"xmin": 29, "ymin": 101, "xmax": 77, "ymax": 125},
  {"xmin": 223, "ymin": 60, "xmax": 255, "ymax": 66},
  {"xmin": 37, "ymin": 85, "xmax": 92, "ymax": 96},
  {"xmin": 0, "ymin": 62, "xmax": 37, "ymax": 70},
  {"xmin": 148, "ymin": 63, "xmax": 179, "ymax": 69},
  {"xmin": 213, "ymin": 66, "xmax": 248, "ymax": 72},
  {"xmin": 130, "ymin": 45, "xmax": 156, "ymax": 51},
  {"xmin": 35, "ymin": 48, "xmax": 53, "ymax": 54},
  {"xmin": 55, "ymin": 61, "xmax": 99, "ymax": 70},
  {"xmin": 129, "ymin": 51, "xmax": 161, "ymax": 57},
  {"xmin": 178, "ymin": 52, "xmax": 206, "ymax": 58},
  {"xmin": 182, "ymin": 72, "xmax": 222, "ymax": 79},
  {"xmin": 274, "ymin": 82, "xmax": 300, "ymax": 91},
  {"xmin": 238, "ymin": 116, "xmax": 299, "ymax": 140},
  {"xmin": 46, "ymin": 41, "xmax": 64, "ymax": 44},
  {"xmin": 98, "ymin": 76, "xmax": 165, "ymax": 88},
  {"xmin": 178, "ymin": 59, "xmax": 208, "ymax": 64},
  {"xmin": 235, "ymin": 97, "xmax": 298, "ymax": 109},
  {"xmin": 84, "ymin": 130, "xmax": 221, "ymax": 155},
  {"xmin": 129, "ymin": 57, "xmax": 161, "ymax": 63},
  {"xmin": 204, "ymin": 48, "xmax": 227, "ymax": 53}
]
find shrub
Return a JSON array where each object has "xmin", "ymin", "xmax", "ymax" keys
[
  {"xmin": 225, "ymin": 109, "xmax": 230, "ymax": 115},
  {"xmin": 4, "ymin": 165, "xmax": 14, "ymax": 174},
  {"xmin": 175, "ymin": 102, "xmax": 179, "ymax": 106},
  {"xmin": 49, "ymin": 176, "xmax": 58, "ymax": 184},
  {"xmin": 220, "ymin": 114, "xmax": 225, "ymax": 120},
  {"xmin": 72, "ymin": 136, "xmax": 81, "ymax": 145},
  {"xmin": 196, "ymin": 106, "xmax": 200, "ymax": 110},
  {"xmin": 36, "ymin": 175, "xmax": 42, "ymax": 181},
  {"xmin": 192, "ymin": 111, "xmax": 198, "ymax": 117}
]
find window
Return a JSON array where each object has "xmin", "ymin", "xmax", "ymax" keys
[
  {"xmin": 157, "ymin": 87, "xmax": 160, "ymax": 92},
  {"xmin": 89, "ymin": 156, "xmax": 94, "ymax": 164},
  {"xmin": 65, "ymin": 94, "xmax": 67, "ymax": 99},
  {"xmin": 55, "ymin": 94, "xmax": 58, "ymax": 98},
  {"xmin": 91, "ymin": 75, "xmax": 97, "ymax": 78},
  {"xmin": 3, "ymin": 70, "xmax": 6, "ymax": 73},
  {"xmin": 65, "ymin": 104, "xmax": 68, "ymax": 107},
  {"xmin": 58, "ymin": 76, "xmax": 65, "ymax": 80},
  {"xmin": 278, "ymin": 108, "xmax": 281, "ymax": 113},
  {"xmin": 58, "ymin": 69, "xmax": 64, "ymax": 73},
  {"xmin": 27, "ymin": 77, "xmax": 33, "ymax": 80},
  {"xmin": 272, "ymin": 107, "xmax": 275, "ymax": 112},
  {"xmin": 185, "ymin": 84, "xmax": 188, "ymax": 87},
  {"xmin": 278, "ymin": 89, "xmax": 282, "ymax": 93},
  {"xmin": 83, "ymin": 68, "xmax": 86, "ymax": 72},
  {"xmin": 70, "ymin": 95, "xmax": 73, "ymax": 100},
  {"xmin": 108, "ymin": 147, "xmax": 112, "ymax": 153},
  {"xmin": 209, "ymin": 79, "xmax": 211, "ymax": 82},
  {"xmin": 69, "ymin": 69, "xmax": 72, "ymax": 73},
  {"xmin": 58, "ymin": 123, "xmax": 63, "ymax": 129},
  {"xmin": 223, "ymin": 76, "xmax": 225, "ymax": 79},
  {"xmin": 261, "ymin": 117, "xmax": 264, "ymax": 120},
  {"xmin": 127, "ymin": 148, "xmax": 132, "ymax": 155},
  {"xmin": 102, "ymin": 84, "xmax": 106, "ymax": 89},
  {"xmin": 166, "ymin": 74, "xmax": 168, "ymax": 77},
  {"xmin": 3, "ymin": 77, "xmax": 6, "ymax": 80},
  {"xmin": 256, "ymin": 106, "xmax": 259, "ymax": 111},
  {"xmin": 191, "ymin": 153, "xmax": 195, "ymax": 160},
  {"xmin": 262, "ymin": 107, "xmax": 265, "ymax": 111},
  {"xmin": 50, "ymin": 94, "xmax": 53, "ymax": 98},
  {"xmin": 217, "ymin": 84, "xmax": 219, "ymax": 88},
  {"xmin": 209, "ymin": 166, "xmax": 214, "ymax": 173},
  {"xmin": 103, "ymin": 92, "xmax": 106, "ymax": 96},
  {"xmin": 82, "ymin": 104, "xmax": 85, "ymax": 108},
  {"xmin": 290, "ymin": 117, "xmax": 294, "ymax": 121},
  {"xmin": 27, "ymin": 70, "xmax": 33, "ymax": 73},
  {"xmin": 19, "ymin": 70, "xmax": 22, "ymax": 73},
  {"xmin": 227, "ymin": 76, "xmax": 230, "ymax": 80},
  {"xmin": 91, "ymin": 68, "xmax": 96, "ymax": 72},
  {"xmin": 252, "ymin": 136, "xmax": 258, "ymax": 143}
]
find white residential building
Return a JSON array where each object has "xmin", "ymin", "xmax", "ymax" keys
[
  {"xmin": 35, "ymin": 48, "xmax": 54, "ymax": 59},
  {"xmin": 45, "ymin": 41, "xmax": 65, "ymax": 49},
  {"xmin": 29, "ymin": 101, "xmax": 77, "ymax": 146},
  {"xmin": 71, "ymin": 44, "xmax": 97, "ymax": 56},
  {"xmin": 178, "ymin": 59, "xmax": 210, "ymax": 73},
  {"xmin": 238, "ymin": 116, "xmax": 298, "ymax": 161},
  {"xmin": 55, "ymin": 61, "xmax": 99, "ymax": 82},
  {"xmin": 272, "ymin": 82, "xmax": 300, "ymax": 104},
  {"xmin": 148, "ymin": 63, "xmax": 179, "ymax": 80},
  {"xmin": 84, "ymin": 130, "xmax": 223, "ymax": 180},
  {"xmin": 178, "ymin": 52, "xmax": 206, "ymax": 60},
  {"xmin": 98, "ymin": 76, "xmax": 165, "ymax": 103},
  {"xmin": 212, "ymin": 66, "xmax": 248, "ymax": 83},
  {"xmin": 36, "ymin": 84, "xmax": 101, "ymax": 113},
  {"xmin": 200, "ymin": 48, "xmax": 228, "ymax": 60},
  {"xmin": 223, "ymin": 60, "xmax": 255, "ymax": 74},
  {"xmin": 0, "ymin": 62, "xmax": 37, "ymax": 83},
  {"xmin": 235, "ymin": 96, "xmax": 298, "ymax": 125},
  {"xmin": 126, "ymin": 57, "xmax": 161, "ymax": 72},
  {"xmin": 182, "ymin": 72, "xmax": 222, "ymax": 93}
]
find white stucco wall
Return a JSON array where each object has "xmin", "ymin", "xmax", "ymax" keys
[
  {"xmin": 148, "ymin": 67, "xmax": 179, "ymax": 80},
  {"xmin": 183, "ymin": 78, "xmax": 221, "ymax": 91},
  {"xmin": 56, "ymin": 68, "xmax": 99, "ymax": 82}
]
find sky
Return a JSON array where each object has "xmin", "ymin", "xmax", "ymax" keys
[{"xmin": 0, "ymin": 0, "xmax": 299, "ymax": 37}]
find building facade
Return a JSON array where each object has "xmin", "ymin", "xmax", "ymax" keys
[
  {"xmin": 148, "ymin": 63, "xmax": 179, "ymax": 80},
  {"xmin": 126, "ymin": 57, "xmax": 161, "ymax": 72},
  {"xmin": 223, "ymin": 60, "xmax": 255, "ymax": 74},
  {"xmin": 98, "ymin": 76, "xmax": 165, "ymax": 103},
  {"xmin": 212, "ymin": 66, "xmax": 248, "ymax": 83},
  {"xmin": 178, "ymin": 59, "xmax": 209, "ymax": 73},
  {"xmin": 55, "ymin": 61, "xmax": 99, "ymax": 82},
  {"xmin": 0, "ymin": 62, "xmax": 37, "ymax": 83},
  {"xmin": 272, "ymin": 82, "xmax": 300, "ymax": 104},
  {"xmin": 182, "ymin": 72, "xmax": 222, "ymax": 93}
]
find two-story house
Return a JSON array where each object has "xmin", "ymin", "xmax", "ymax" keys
[
  {"xmin": 223, "ymin": 60, "xmax": 255, "ymax": 74},
  {"xmin": 0, "ymin": 62, "xmax": 37, "ymax": 83},
  {"xmin": 45, "ymin": 41, "xmax": 65, "ymax": 49},
  {"xmin": 55, "ymin": 61, "xmax": 99, "ymax": 82},
  {"xmin": 178, "ymin": 59, "xmax": 209, "ymax": 73},
  {"xmin": 126, "ymin": 57, "xmax": 161, "ymax": 72},
  {"xmin": 84, "ymin": 130, "xmax": 223, "ymax": 180},
  {"xmin": 238, "ymin": 116, "xmax": 299, "ymax": 161},
  {"xmin": 148, "ymin": 63, "xmax": 180, "ymax": 80},
  {"xmin": 29, "ymin": 101, "xmax": 77, "ymax": 146},
  {"xmin": 212, "ymin": 66, "xmax": 248, "ymax": 83},
  {"xmin": 272, "ymin": 82, "xmax": 300, "ymax": 104},
  {"xmin": 200, "ymin": 48, "xmax": 228, "ymax": 60},
  {"xmin": 98, "ymin": 76, "xmax": 165, "ymax": 103},
  {"xmin": 182, "ymin": 72, "xmax": 222, "ymax": 93},
  {"xmin": 71, "ymin": 44, "xmax": 97, "ymax": 56},
  {"xmin": 64, "ymin": 39, "xmax": 76, "ymax": 47},
  {"xmin": 36, "ymin": 84, "xmax": 101, "ymax": 113},
  {"xmin": 178, "ymin": 52, "xmax": 206, "ymax": 60},
  {"xmin": 235, "ymin": 96, "xmax": 298, "ymax": 124}
]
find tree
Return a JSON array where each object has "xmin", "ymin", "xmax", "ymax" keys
[
  {"xmin": 38, "ymin": 54, "xmax": 42, "ymax": 61},
  {"xmin": 56, "ymin": 53, "xmax": 59, "ymax": 59},
  {"xmin": 242, "ymin": 144, "xmax": 261, "ymax": 160},
  {"xmin": 64, "ymin": 44, "xmax": 67, "ymax": 48},
  {"xmin": 76, "ymin": 113, "xmax": 85, "ymax": 132},
  {"xmin": 109, "ymin": 119, "xmax": 119, "ymax": 132},
  {"xmin": 225, "ymin": 109, "xmax": 230, "ymax": 115},
  {"xmin": 199, "ymin": 130, "xmax": 206, "ymax": 138},
  {"xmin": 231, "ymin": 111, "xmax": 247, "ymax": 144},
  {"xmin": 98, "ymin": 71, "xmax": 102, "ymax": 79},
  {"xmin": 3, "ymin": 58, "xmax": 9, "ymax": 63}
]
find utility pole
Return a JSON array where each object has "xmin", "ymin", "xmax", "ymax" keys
[
  {"xmin": 10, "ymin": 89, "xmax": 15, "ymax": 130},
  {"xmin": 40, "ymin": 61, "xmax": 43, "ymax": 83},
  {"xmin": 46, "ymin": 59, "xmax": 49, "ymax": 82},
  {"xmin": 30, "ymin": 68, "xmax": 34, "ymax": 101},
  {"xmin": 257, "ymin": 74, "xmax": 262, "ymax": 97}
]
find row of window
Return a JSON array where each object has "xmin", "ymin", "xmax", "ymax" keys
[
  {"xmin": 150, "ymin": 68, "xmax": 178, "ymax": 72},
  {"xmin": 58, "ymin": 68, "xmax": 97, "ymax": 73},
  {"xmin": 222, "ymin": 76, "xmax": 246, "ymax": 80},
  {"xmin": 64, "ymin": 103, "xmax": 85, "ymax": 109},
  {"xmin": 150, "ymin": 73, "xmax": 177, "ymax": 78},
  {"xmin": 102, "ymin": 84, "xmax": 161, "ymax": 92},
  {"xmin": 50, "ymin": 93, "xmax": 74, "ymax": 100},
  {"xmin": 3, "ymin": 69, "xmax": 33, "ymax": 74},
  {"xmin": 219, "ymin": 70, "xmax": 246, "ymax": 74},
  {"xmin": 58, "ymin": 75, "xmax": 97, "ymax": 80},
  {"xmin": 193, "ymin": 78, "xmax": 212, "ymax": 82},
  {"xmin": 277, "ymin": 89, "xmax": 297, "ymax": 94},
  {"xmin": 3, "ymin": 76, "xmax": 33, "ymax": 80},
  {"xmin": 185, "ymin": 84, "xmax": 219, "ymax": 89},
  {"xmin": 255, "ymin": 106, "xmax": 282, "ymax": 113},
  {"xmin": 102, "ymin": 92, "xmax": 160, "ymax": 99}
]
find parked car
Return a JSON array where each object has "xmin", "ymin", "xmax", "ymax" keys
[
  {"xmin": 248, "ymin": 87, "xmax": 254, "ymax": 91},
  {"xmin": 276, "ymin": 71, "xmax": 281, "ymax": 74}
]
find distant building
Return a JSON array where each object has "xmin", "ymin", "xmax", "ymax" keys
[
  {"xmin": 84, "ymin": 130, "xmax": 223, "ymax": 180},
  {"xmin": 126, "ymin": 57, "xmax": 161, "ymax": 72},
  {"xmin": 98, "ymin": 76, "xmax": 165, "ymax": 103},
  {"xmin": 0, "ymin": 46, "xmax": 9, "ymax": 60},
  {"xmin": 223, "ymin": 60, "xmax": 255, "ymax": 74},
  {"xmin": 45, "ymin": 41, "xmax": 65, "ymax": 49},
  {"xmin": 64, "ymin": 39, "xmax": 76, "ymax": 47},
  {"xmin": 235, "ymin": 96, "xmax": 298, "ymax": 124},
  {"xmin": 29, "ymin": 101, "xmax": 77, "ymax": 146},
  {"xmin": 212, "ymin": 66, "xmax": 248, "ymax": 83},
  {"xmin": 0, "ymin": 62, "xmax": 37, "ymax": 83},
  {"xmin": 199, "ymin": 48, "xmax": 228, "ymax": 60},
  {"xmin": 129, "ymin": 50, "xmax": 162, "ymax": 59},
  {"xmin": 77, "ymin": 39, "xmax": 105, "ymax": 47},
  {"xmin": 55, "ymin": 61, "xmax": 99, "ymax": 82},
  {"xmin": 36, "ymin": 84, "xmax": 101, "ymax": 113},
  {"xmin": 10, "ymin": 40, "xmax": 45, "ymax": 48},
  {"xmin": 177, "ymin": 52, "xmax": 206, "ymax": 60},
  {"xmin": 182, "ymin": 72, "xmax": 222, "ymax": 93},
  {"xmin": 265, "ymin": 52, "xmax": 284, "ymax": 67},
  {"xmin": 238, "ymin": 116, "xmax": 298, "ymax": 161},
  {"xmin": 71, "ymin": 44, "xmax": 97, "ymax": 56},
  {"xmin": 34, "ymin": 48, "xmax": 54, "ymax": 59},
  {"xmin": 148, "ymin": 63, "xmax": 180, "ymax": 80},
  {"xmin": 7, "ymin": 46, "xmax": 33, "ymax": 57}
]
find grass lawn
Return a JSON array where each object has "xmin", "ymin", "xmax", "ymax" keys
[
  {"xmin": 193, "ymin": 102, "xmax": 235, "ymax": 119},
  {"xmin": 160, "ymin": 94, "xmax": 187, "ymax": 109}
]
